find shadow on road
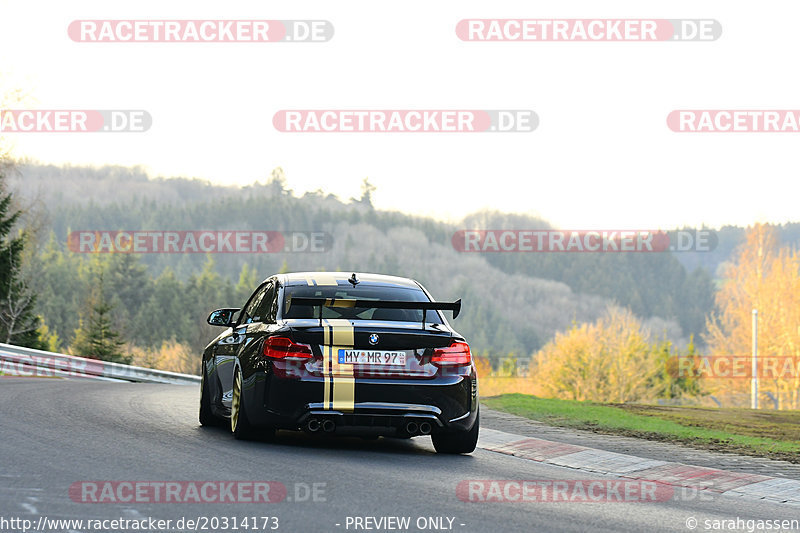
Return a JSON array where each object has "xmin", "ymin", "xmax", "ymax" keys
[{"xmin": 194, "ymin": 424, "xmax": 479, "ymax": 460}]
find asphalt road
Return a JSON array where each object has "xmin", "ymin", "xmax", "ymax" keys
[{"xmin": 0, "ymin": 378, "xmax": 797, "ymax": 533}]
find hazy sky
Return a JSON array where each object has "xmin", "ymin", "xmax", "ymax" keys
[{"xmin": 1, "ymin": 1, "xmax": 798, "ymax": 229}]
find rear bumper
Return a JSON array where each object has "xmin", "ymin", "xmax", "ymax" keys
[{"xmin": 241, "ymin": 370, "xmax": 478, "ymax": 436}]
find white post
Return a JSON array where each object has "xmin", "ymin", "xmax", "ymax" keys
[{"xmin": 751, "ymin": 309, "xmax": 758, "ymax": 409}]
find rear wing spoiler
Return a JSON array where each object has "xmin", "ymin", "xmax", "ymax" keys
[{"xmin": 287, "ymin": 297, "xmax": 462, "ymax": 329}]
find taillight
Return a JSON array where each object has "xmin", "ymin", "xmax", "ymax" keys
[
  {"xmin": 431, "ymin": 341, "xmax": 471, "ymax": 367},
  {"xmin": 263, "ymin": 336, "xmax": 313, "ymax": 360}
]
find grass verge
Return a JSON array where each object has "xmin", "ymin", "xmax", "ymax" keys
[{"xmin": 482, "ymin": 394, "xmax": 800, "ymax": 463}]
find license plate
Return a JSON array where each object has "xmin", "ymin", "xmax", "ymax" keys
[{"xmin": 338, "ymin": 349, "xmax": 406, "ymax": 365}]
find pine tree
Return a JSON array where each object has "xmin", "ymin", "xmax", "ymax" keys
[
  {"xmin": 105, "ymin": 253, "xmax": 152, "ymax": 338},
  {"xmin": 132, "ymin": 268, "xmax": 188, "ymax": 348},
  {"xmin": 235, "ymin": 263, "xmax": 258, "ymax": 302},
  {"xmin": 0, "ymin": 174, "xmax": 42, "ymax": 347},
  {"xmin": 72, "ymin": 272, "xmax": 130, "ymax": 363},
  {"xmin": 360, "ymin": 178, "xmax": 376, "ymax": 207}
]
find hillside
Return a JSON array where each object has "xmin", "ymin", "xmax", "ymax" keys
[{"xmin": 7, "ymin": 162, "xmax": 736, "ymax": 362}]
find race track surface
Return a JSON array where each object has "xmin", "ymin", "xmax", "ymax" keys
[{"xmin": 0, "ymin": 378, "xmax": 796, "ymax": 533}]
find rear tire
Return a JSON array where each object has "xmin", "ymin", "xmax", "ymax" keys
[
  {"xmin": 199, "ymin": 362, "xmax": 223, "ymax": 427},
  {"xmin": 432, "ymin": 410, "xmax": 479, "ymax": 454}
]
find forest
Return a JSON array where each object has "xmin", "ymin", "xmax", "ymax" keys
[{"xmin": 3, "ymin": 162, "xmax": 799, "ymax": 392}]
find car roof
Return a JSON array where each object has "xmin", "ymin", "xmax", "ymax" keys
[{"xmin": 273, "ymin": 272, "xmax": 421, "ymax": 289}]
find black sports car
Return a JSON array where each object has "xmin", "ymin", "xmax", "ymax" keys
[{"xmin": 200, "ymin": 272, "xmax": 479, "ymax": 454}]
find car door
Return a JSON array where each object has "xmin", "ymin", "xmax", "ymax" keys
[
  {"xmin": 238, "ymin": 280, "xmax": 280, "ymax": 376},
  {"xmin": 214, "ymin": 282, "xmax": 270, "ymax": 411}
]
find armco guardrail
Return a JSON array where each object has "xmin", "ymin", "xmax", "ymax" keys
[{"xmin": 0, "ymin": 342, "xmax": 201, "ymax": 385}]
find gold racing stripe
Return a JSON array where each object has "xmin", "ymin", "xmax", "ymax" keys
[
  {"xmin": 305, "ymin": 274, "xmax": 341, "ymax": 287},
  {"xmin": 325, "ymin": 298, "xmax": 356, "ymax": 308},
  {"xmin": 323, "ymin": 323, "xmax": 332, "ymax": 410},
  {"xmin": 315, "ymin": 274, "xmax": 341, "ymax": 286},
  {"xmin": 322, "ymin": 319, "xmax": 355, "ymax": 412}
]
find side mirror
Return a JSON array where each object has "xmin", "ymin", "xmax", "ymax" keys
[{"xmin": 207, "ymin": 308, "xmax": 240, "ymax": 327}]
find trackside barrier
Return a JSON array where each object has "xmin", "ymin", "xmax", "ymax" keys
[{"xmin": 0, "ymin": 342, "xmax": 201, "ymax": 385}]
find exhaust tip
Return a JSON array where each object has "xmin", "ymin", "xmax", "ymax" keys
[
  {"xmin": 419, "ymin": 422, "xmax": 432, "ymax": 435},
  {"xmin": 405, "ymin": 422, "xmax": 419, "ymax": 435},
  {"xmin": 306, "ymin": 418, "xmax": 320, "ymax": 432},
  {"xmin": 322, "ymin": 419, "xmax": 336, "ymax": 433}
]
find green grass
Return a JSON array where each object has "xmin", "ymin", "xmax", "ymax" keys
[
  {"xmin": 0, "ymin": 371, "xmax": 60, "ymax": 379},
  {"xmin": 482, "ymin": 394, "xmax": 800, "ymax": 462}
]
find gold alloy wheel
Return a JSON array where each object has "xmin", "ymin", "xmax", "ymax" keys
[{"xmin": 231, "ymin": 372, "xmax": 241, "ymax": 432}]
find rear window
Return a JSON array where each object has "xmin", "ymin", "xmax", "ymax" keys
[{"xmin": 282, "ymin": 284, "xmax": 442, "ymax": 323}]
